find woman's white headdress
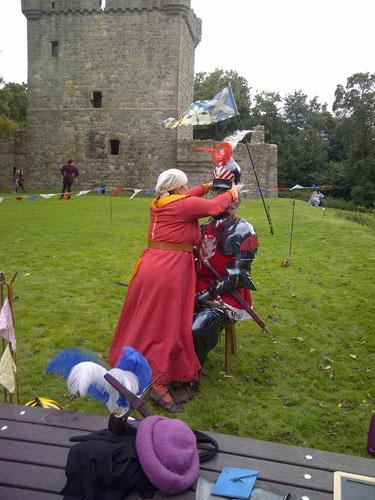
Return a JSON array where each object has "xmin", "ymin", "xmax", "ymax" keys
[{"xmin": 155, "ymin": 169, "xmax": 188, "ymax": 198}]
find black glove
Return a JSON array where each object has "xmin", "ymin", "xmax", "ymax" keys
[{"xmin": 195, "ymin": 281, "xmax": 219, "ymax": 302}]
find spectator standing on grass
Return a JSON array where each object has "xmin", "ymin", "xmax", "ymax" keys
[
  {"xmin": 16, "ymin": 170, "xmax": 26, "ymax": 192},
  {"xmin": 60, "ymin": 159, "xmax": 79, "ymax": 199}
]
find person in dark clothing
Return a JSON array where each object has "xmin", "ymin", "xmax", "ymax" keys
[
  {"xmin": 16, "ymin": 170, "xmax": 26, "ymax": 192},
  {"xmin": 60, "ymin": 159, "xmax": 79, "ymax": 199}
]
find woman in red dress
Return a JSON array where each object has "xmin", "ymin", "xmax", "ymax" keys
[{"xmin": 108, "ymin": 169, "xmax": 240, "ymax": 412}]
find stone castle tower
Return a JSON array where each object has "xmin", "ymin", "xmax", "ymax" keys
[{"xmin": 20, "ymin": 0, "xmax": 202, "ymax": 189}]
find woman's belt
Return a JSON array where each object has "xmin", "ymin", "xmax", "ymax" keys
[{"xmin": 148, "ymin": 240, "xmax": 193, "ymax": 252}]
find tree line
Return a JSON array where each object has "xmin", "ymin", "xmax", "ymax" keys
[
  {"xmin": 194, "ymin": 70, "xmax": 375, "ymax": 208},
  {"xmin": 1, "ymin": 71, "xmax": 375, "ymax": 207},
  {"xmin": 0, "ymin": 77, "xmax": 27, "ymax": 134}
]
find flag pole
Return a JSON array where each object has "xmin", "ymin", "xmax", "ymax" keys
[{"xmin": 228, "ymin": 85, "xmax": 274, "ymax": 235}]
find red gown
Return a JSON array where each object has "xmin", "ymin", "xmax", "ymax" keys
[{"xmin": 108, "ymin": 185, "xmax": 236, "ymax": 385}]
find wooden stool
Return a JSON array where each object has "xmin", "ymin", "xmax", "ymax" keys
[{"xmin": 224, "ymin": 323, "xmax": 237, "ymax": 373}]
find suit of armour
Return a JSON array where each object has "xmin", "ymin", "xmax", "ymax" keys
[{"xmin": 193, "ymin": 214, "xmax": 258, "ymax": 369}]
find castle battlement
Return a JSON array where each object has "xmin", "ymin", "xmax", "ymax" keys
[
  {"xmin": 21, "ymin": 0, "xmax": 195, "ymax": 16},
  {"xmin": 22, "ymin": 0, "xmax": 200, "ymax": 45}
]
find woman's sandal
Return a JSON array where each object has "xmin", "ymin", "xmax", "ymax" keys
[
  {"xmin": 172, "ymin": 382, "xmax": 198, "ymax": 405},
  {"xmin": 149, "ymin": 388, "xmax": 184, "ymax": 413}
]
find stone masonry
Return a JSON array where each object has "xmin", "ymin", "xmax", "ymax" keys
[{"xmin": 0, "ymin": 0, "xmax": 277, "ymax": 198}]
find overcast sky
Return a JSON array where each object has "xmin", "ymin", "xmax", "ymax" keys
[{"xmin": 1, "ymin": 0, "xmax": 374, "ymax": 111}]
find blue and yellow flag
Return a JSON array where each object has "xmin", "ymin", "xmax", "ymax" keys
[{"xmin": 162, "ymin": 86, "xmax": 238, "ymax": 129}]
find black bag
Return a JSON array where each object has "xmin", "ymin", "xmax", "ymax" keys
[
  {"xmin": 61, "ymin": 427, "xmax": 219, "ymax": 500},
  {"xmin": 61, "ymin": 429, "xmax": 154, "ymax": 500}
]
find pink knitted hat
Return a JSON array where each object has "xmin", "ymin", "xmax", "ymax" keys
[{"xmin": 135, "ymin": 416, "xmax": 200, "ymax": 494}]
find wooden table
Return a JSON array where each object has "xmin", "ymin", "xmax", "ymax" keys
[{"xmin": 0, "ymin": 402, "xmax": 373, "ymax": 500}]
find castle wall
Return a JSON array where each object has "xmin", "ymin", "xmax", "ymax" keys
[{"xmin": 0, "ymin": 125, "xmax": 278, "ymax": 197}]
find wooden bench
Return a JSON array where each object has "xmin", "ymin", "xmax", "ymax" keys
[{"xmin": 1, "ymin": 402, "xmax": 374, "ymax": 500}]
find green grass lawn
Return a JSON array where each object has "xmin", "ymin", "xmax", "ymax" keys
[{"xmin": 1, "ymin": 191, "xmax": 374, "ymax": 457}]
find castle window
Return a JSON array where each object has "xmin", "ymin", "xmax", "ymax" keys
[
  {"xmin": 51, "ymin": 2, "xmax": 55, "ymax": 9},
  {"xmin": 111, "ymin": 140, "xmax": 120, "ymax": 155},
  {"xmin": 92, "ymin": 91, "xmax": 102, "ymax": 108},
  {"xmin": 99, "ymin": 0, "xmax": 106, "ymax": 9},
  {"xmin": 51, "ymin": 41, "xmax": 59, "ymax": 57}
]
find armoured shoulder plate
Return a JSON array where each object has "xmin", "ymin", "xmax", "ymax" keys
[{"xmin": 216, "ymin": 217, "xmax": 258, "ymax": 259}]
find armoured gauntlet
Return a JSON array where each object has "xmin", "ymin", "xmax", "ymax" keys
[{"xmin": 195, "ymin": 264, "xmax": 256, "ymax": 303}]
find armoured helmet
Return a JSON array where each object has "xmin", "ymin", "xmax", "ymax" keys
[
  {"xmin": 212, "ymin": 157, "xmax": 241, "ymax": 189},
  {"xmin": 197, "ymin": 140, "xmax": 242, "ymax": 190}
]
